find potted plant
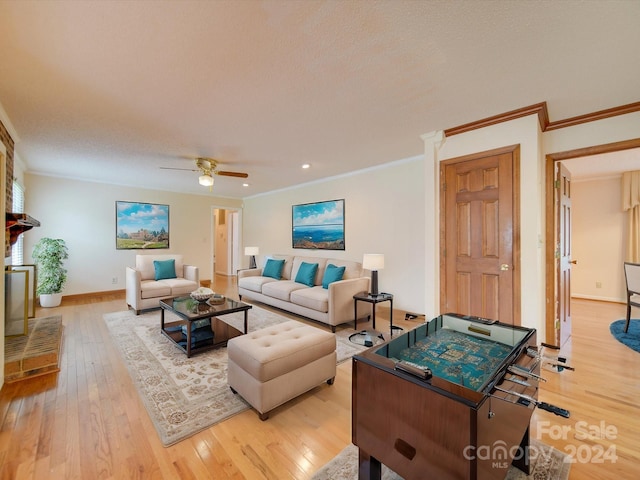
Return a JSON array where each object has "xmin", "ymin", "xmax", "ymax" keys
[{"xmin": 32, "ymin": 237, "xmax": 68, "ymax": 307}]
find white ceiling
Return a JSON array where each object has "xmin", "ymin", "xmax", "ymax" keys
[
  {"xmin": 563, "ymin": 148, "xmax": 640, "ymax": 182},
  {"xmin": 1, "ymin": 0, "xmax": 639, "ymax": 198}
]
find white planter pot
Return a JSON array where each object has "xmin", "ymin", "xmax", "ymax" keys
[{"xmin": 39, "ymin": 293, "xmax": 63, "ymax": 308}]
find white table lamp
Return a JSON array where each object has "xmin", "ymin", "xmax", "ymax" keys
[
  {"xmin": 245, "ymin": 246, "xmax": 259, "ymax": 269},
  {"xmin": 363, "ymin": 254, "xmax": 384, "ymax": 296}
]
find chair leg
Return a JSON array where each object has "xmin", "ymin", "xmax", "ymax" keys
[{"xmin": 625, "ymin": 304, "xmax": 631, "ymax": 333}]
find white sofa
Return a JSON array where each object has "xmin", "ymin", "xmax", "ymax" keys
[
  {"xmin": 238, "ymin": 254, "xmax": 370, "ymax": 332},
  {"xmin": 126, "ymin": 254, "xmax": 199, "ymax": 314}
]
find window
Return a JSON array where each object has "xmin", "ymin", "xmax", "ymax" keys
[{"xmin": 11, "ymin": 180, "xmax": 24, "ymax": 265}]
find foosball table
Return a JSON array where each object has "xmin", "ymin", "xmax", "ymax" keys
[{"xmin": 352, "ymin": 313, "xmax": 570, "ymax": 480}]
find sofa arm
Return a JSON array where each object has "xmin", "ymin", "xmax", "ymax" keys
[
  {"xmin": 238, "ymin": 268, "xmax": 262, "ymax": 280},
  {"xmin": 125, "ymin": 266, "xmax": 142, "ymax": 313},
  {"xmin": 327, "ymin": 277, "xmax": 371, "ymax": 327},
  {"xmin": 183, "ymin": 264, "xmax": 199, "ymax": 284}
]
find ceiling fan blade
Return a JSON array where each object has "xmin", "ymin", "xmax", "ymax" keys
[
  {"xmin": 217, "ymin": 170, "xmax": 249, "ymax": 178},
  {"xmin": 159, "ymin": 166, "xmax": 199, "ymax": 172}
]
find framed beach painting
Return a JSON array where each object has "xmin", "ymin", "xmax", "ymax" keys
[
  {"xmin": 292, "ymin": 199, "xmax": 345, "ymax": 250},
  {"xmin": 116, "ymin": 201, "xmax": 170, "ymax": 249}
]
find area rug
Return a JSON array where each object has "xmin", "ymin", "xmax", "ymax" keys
[
  {"xmin": 4, "ymin": 316, "xmax": 63, "ymax": 382},
  {"xmin": 103, "ymin": 306, "xmax": 368, "ymax": 446},
  {"xmin": 609, "ymin": 319, "xmax": 640, "ymax": 353},
  {"xmin": 311, "ymin": 440, "xmax": 571, "ymax": 480}
]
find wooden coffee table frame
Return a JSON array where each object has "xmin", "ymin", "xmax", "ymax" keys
[{"xmin": 159, "ymin": 296, "xmax": 252, "ymax": 357}]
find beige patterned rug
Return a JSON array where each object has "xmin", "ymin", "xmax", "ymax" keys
[
  {"xmin": 312, "ymin": 440, "xmax": 571, "ymax": 480},
  {"xmin": 103, "ymin": 305, "xmax": 367, "ymax": 446}
]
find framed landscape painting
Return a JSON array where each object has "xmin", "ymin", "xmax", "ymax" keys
[
  {"xmin": 116, "ymin": 201, "xmax": 170, "ymax": 250},
  {"xmin": 292, "ymin": 199, "xmax": 345, "ymax": 250}
]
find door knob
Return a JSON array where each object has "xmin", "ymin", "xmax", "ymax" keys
[
  {"xmin": 570, "ymin": 260, "xmax": 577, "ymax": 264},
  {"xmin": 500, "ymin": 264, "xmax": 510, "ymax": 271}
]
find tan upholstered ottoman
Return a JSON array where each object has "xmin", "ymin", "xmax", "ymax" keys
[{"xmin": 227, "ymin": 320, "xmax": 337, "ymax": 420}]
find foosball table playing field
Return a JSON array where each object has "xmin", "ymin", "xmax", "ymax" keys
[{"xmin": 352, "ymin": 313, "xmax": 571, "ymax": 480}]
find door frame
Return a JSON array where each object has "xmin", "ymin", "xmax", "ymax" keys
[
  {"xmin": 209, "ymin": 205, "xmax": 244, "ymax": 281},
  {"xmin": 544, "ymin": 138, "xmax": 640, "ymax": 345}
]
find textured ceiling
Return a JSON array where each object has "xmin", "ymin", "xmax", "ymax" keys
[{"xmin": 1, "ymin": 0, "xmax": 639, "ymax": 198}]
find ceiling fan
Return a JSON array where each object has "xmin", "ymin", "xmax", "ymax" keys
[{"xmin": 160, "ymin": 157, "xmax": 248, "ymax": 187}]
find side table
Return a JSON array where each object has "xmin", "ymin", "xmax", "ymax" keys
[{"xmin": 353, "ymin": 292, "xmax": 401, "ymax": 338}]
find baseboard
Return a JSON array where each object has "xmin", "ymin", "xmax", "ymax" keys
[
  {"xmin": 571, "ymin": 294, "xmax": 625, "ymax": 304},
  {"xmin": 58, "ymin": 289, "xmax": 125, "ymax": 304}
]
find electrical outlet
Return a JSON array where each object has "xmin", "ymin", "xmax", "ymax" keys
[
  {"xmin": 112, "ymin": 277, "xmax": 118, "ymax": 284},
  {"xmin": 595, "ymin": 281, "xmax": 602, "ymax": 288}
]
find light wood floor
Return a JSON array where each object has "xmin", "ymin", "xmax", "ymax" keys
[{"xmin": 1, "ymin": 277, "xmax": 638, "ymax": 479}]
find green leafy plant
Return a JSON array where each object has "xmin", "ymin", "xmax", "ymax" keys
[{"xmin": 32, "ymin": 237, "xmax": 69, "ymax": 295}]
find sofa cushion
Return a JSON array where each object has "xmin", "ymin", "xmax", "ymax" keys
[
  {"xmin": 262, "ymin": 280, "xmax": 307, "ymax": 301},
  {"xmin": 136, "ymin": 254, "xmax": 185, "ymax": 281},
  {"xmin": 290, "ymin": 286, "xmax": 329, "ymax": 313},
  {"xmin": 322, "ymin": 263, "xmax": 346, "ymax": 289},
  {"xmin": 154, "ymin": 259, "xmax": 177, "ymax": 280},
  {"xmin": 325, "ymin": 258, "xmax": 363, "ymax": 280},
  {"xmin": 239, "ymin": 275, "xmax": 278, "ymax": 293},
  {"xmin": 140, "ymin": 280, "xmax": 172, "ymax": 299},
  {"xmin": 162, "ymin": 278, "xmax": 199, "ymax": 296},
  {"xmin": 295, "ymin": 262, "xmax": 319, "ymax": 287},
  {"xmin": 263, "ymin": 258, "xmax": 285, "ymax": 279},
  {"xmin": 291, "ymin": 256, "xmax": 327, "ymax": 286},
  {"xmin": 263, "ymin": 255, "xmax": 296, "ymax": 280}
]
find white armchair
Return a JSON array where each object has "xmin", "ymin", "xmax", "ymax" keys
[{"xmin": 126, "ymin": 254, "xmax": 199, "ymax": 314}]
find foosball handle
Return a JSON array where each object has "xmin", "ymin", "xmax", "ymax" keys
[{"xmin": 537, "ymin": 401, "xmax": 570, "ymax": 418}]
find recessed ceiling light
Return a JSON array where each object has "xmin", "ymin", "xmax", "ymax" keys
[
  {"xmin": 302, "ymin": 163, "xmax": 310, "ymax": 169},
  {"xmin": 243, "ymin": 183, "xmax": 249, "ymax": 187}
]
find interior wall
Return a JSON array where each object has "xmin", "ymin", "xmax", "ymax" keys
[
  {"xmin": 242, "ymin": 156, "xmax": 426, "ymax": 314},
  {"xmin": 544, "ymin": 112, "xmax": 640, "ymax": 154},
  {"xmin": 542, "ymin": 112, "xmax": 640, "ymax": 309},
  {"xmin": 571, "ymin": 175, "xmax": 626, "ymax": 302},
  {"xmin": 23, "ymin": 174, "xmax": 242, "ymax": 295},
  {"xmin": 434, "ymin": 115, "xmax": 545, "ymax": 334}
]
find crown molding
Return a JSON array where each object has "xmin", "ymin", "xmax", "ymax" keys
[
  {"xmin": 444, "ymin": 102, "xmax": 549, "ymax": 137},
  {"xmin": 444, "ymin": 100, "xmax": 640, "ymax": 137},
  {"xmin": 545, "ymin": 101, "xmax": 640, "ymax": 131}
]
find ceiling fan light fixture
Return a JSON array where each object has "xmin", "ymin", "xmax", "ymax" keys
[{"xmin": 199, "ymin": 174, "xmax": 214, "ymax": 187}]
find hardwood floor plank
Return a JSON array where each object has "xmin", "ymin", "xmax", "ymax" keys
[
  {"xmin": 530, "ymin": 299, "xmax": 640, "ymax": 480},
  {"xmin": 35, "ymin": 378, "xmax": 58, "ymax": 461},
  {"xmin": 1, "ymin": 278, "xmax": 639, "ymax": 479}
]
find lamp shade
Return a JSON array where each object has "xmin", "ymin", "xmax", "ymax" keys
[
  {"xmin": 244, "ymin": 246, "xmax": 259, "ymax": 256},
  {"xmin": 363, "ymin": 254, "xmax": 384, "ymax": 271},
  {"xmin": 199, "ymin": 174, "xmax": 214, "ymax": 186}
]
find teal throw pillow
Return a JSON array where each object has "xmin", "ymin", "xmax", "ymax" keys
[
  {"xmin": 153, "ymin": 259, "xmax": 177, "ymax": 281},
  {"xmin": 295, "ymin": 262, "xmax": 319, "ymax": 287},
  {"xmin": 263, "ymin": 258, "xmax": 285, "ymax": 280},
  {"xmin": 322, "ymin": 263, "xmax": 346, "ymax": 289}
]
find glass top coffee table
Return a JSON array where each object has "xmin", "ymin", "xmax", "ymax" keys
[{"xmin": 159, "ymin": 295, "xmax": 252, "ymax": 357}]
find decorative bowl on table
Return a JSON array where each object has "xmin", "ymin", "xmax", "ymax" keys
[
  {"xmin": 190, "ymin": 287, "xmax": 214, "ymax": 303},
  {"xmin": 209, "ymin": 293, "xmax": 226, "ymax": 305}
]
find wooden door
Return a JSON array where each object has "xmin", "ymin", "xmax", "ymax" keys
[
  {"xmin": 441, "ymin": 146, "xmax": 520, "ymax": 324},
  {"xmin": 557, "ymin": 163, "xmax": 572, "ymax": 346}
]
